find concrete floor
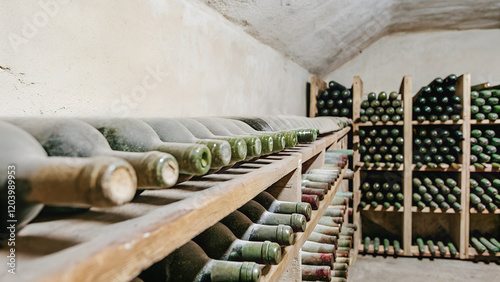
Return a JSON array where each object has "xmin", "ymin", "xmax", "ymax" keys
[{"xmin": 348, "ymin": 255, "xmax": 500, "ymax": 282}]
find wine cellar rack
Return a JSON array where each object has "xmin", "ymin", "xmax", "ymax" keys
[
  {"xmin": 0, "ymin": 124, "xmax": 351, "ymax": 281},
  {"xmin": 310, "ymin": 73, "xmax": 500, "ymax": 261}
]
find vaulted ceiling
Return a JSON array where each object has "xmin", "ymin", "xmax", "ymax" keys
[{"xmin": 200, "ymin": 0, "xmax": 500, "ymax": 76}]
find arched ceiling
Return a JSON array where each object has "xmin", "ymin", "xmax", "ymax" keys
[{"xmin": 200, "ymin": 0, "xmax": 500, "ymax": 76}]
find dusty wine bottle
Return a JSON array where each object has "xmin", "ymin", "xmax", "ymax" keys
[
  {"xmin": 8, "ymin": 118, "xmax": 179, "ymax": 188},
  {"xmin": 302, "ymin": 265, "xmax": 332, "ymax": 281},
  {"xmin": 142, "ymin": 118, "xmax": 232, "ymax": 168},
  {"xmin": 83, "ymin": 118, "xmax": 212, "ymax": 176},
  {"xmin": 193, "ymin": 222, "xmax": 282, "ymax": 265},
  {"xmin": 139, "ymin": 240, "xmax": 261, "ymax": 282},
  {"xmin": 301, "ymin": 251, "xmax": 334, "ymax": 268},
  {"xmin": 220, "ymin": 210, "xmax": 294, "ymax": 245},
  {"xmin": 238, "ymin": 200, "xmax": 306, "ymax": 232},
  {"xmin": 0, "ymin": 121, "xmax": 137, "ymax": 236},
  {"xmin": 254, "ymin": 191, "xmax": 312, "ymax": 220}
]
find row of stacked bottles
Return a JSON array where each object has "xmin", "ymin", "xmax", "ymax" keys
[
  {"xmin": 0, "ymin": 116, "xmax": 351, "ymax": 239},
  {"xmin": 133, "ymin": 150, "xmax": 353, "ymax": 281}
]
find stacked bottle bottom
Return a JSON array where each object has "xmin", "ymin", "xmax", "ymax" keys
[
  {"xmin": 135, "ymin": 151, "xmax": 350, "ymax": 281},
  {"xmin": 301, "ymin": 191, "xmax": 356, "ymax": 282}
]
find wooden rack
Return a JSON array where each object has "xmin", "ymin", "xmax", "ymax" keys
[
  {"xmin": 309, "ymin": 73, "xmax": 499, "ymax": 262},
  {"xmin": 0, "ymin": 126, "xmax": 351, "ymax": 282}
]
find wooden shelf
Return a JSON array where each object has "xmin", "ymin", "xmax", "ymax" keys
[
  {"xmin": 412, "ymin": 164, "xmax": 462, "ymax": 171},
  {"xmin": 468, "ymin": 247, "xmax": 500, "ymax": 260},
  {"xmin": 412, "ymin": 120, "xmax": 464, "ymax": 125},
  {"xmin": 470, "ymin": 208, "xmax": 500, "ymax": 214},
  {"xmin": 470, "ymin": 120, "xmax": 500, "ymax": 124},
  {"xmin": 359, "ymin": 244, "xmax": 404, "ymax": 256},
  {"xmin": 358, "ymin": 162, "xmax": 404, "ymax": 171},
  {"xmin": 362, "ymin": 205, "xmax": 404, "ymax": 212},
  {"xmin": 469, "ymin": 165, "xmax": 500, "ymax": 172},
  {"xmin": 411, "ymin": 207, "xmax": 458, "ymax": 214},
  {"xmin": 410, "ymin": 245, "xmax": 459, "ymax": 259},
  {"xmin": 357, "ymin": 121, "xmax": 404, "ymax": 127},
  {"xmin": 0, "ymin": 128, "xmax": 351, "ymax": 282},
  {"xmin": 261, "ymin": 167, "xmax": 348, "ymax": 281}
]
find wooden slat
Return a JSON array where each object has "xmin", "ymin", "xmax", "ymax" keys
[
  {"xmin": 469, "ymin": 165, "xmax": 500, "ymax": 172},
  {"xmin": 402, "ymin": 75, "xmax": 413, "ymax": 257},
  {"xmin": 359, "ymin": 244, "xmax": 404, "ymax": 256},
  {"xmin": 411, "ymin": 164, "xmax": 462, "ymax": 171},
  {"xmin": 261, "ymin": 167, "xmax": 348, "ymax": 282},
  {"xmin": 309, "ymin": 76, "xmax": 327, "ymax": 118},
  {"xmin": 469, "ymin": 208, "xmax": 500, "ymax": 214},
  {"xmin": 357, "ymin": 121, "xmax": 405, "ymax": 126},
  {"xmin": 362, "ymin": 205, "xmax": 404, "ymax": 212},
  {"xmin": 457, "ymin": 74, "xmax": 471, "ymax": 259},
  {"xmin": 351, "ymin": 76, "xmax": 363, "ymax": 260},
  {"xmin": 470, "ymin": 120, "xmax": 500, "ymax": 124},
  {"xmin": 411, "ymin": 120, "xmax": 464, "ymax": 125},
  {"xmin": 411, "ymin": 207, "xmax": 457, "ymax": 214}
]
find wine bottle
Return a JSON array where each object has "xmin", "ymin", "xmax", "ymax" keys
[
  {"xmin": 307, "ymin": 231, "xmax": 338, "ymax": 245},
  {"xmin": 139, "ymin": 240, "xmax": 261, "ymax": 282},
  {"xmin": 192, "ymin": 118, "xmax": 263, "ymax": 158},
  {"xmin": 253, "ymin": 191, "xmax": 312, "ymax": 220},
  {"xmin": 238, "ymin": 200, "xmax": 306, "ymax": 232},
  {"xmin": 301, "ymin": 251, "xmax": 334, "ymax": 268},
  {"xmin": 302, "ymin": 241, "xmax": 336, "ymax": 255},
  {"xmin": 7, "ymin": 118, "xmax": 179, "ymax": 188},
  {"xmin": 142, "ymin": 118, "xmax": 235, "ymax": 167},
  {"xmin": 193, "ymin": 222, "xmax": 282, "ymax": 264},
  {"xmin": 83, "ymin": 118, "xmax": 212, "ymax": 176},
  {"xmin": 220, "ymin": 210, "xmax": 294, "ymax": 245},
  {"xmin": 0, "ymin": 121, "xmax": 137, "ymax": 237},
  {"xmin": 302, "ymin": 265, "xmax": 332, "ymax": 281},
  {"xmin": 225, "ymin": 117, "xmax": 298, "ymax": 148},
  {"xmin": 225, "ymin": 119, "xmax": 286, "ymax": 152}
]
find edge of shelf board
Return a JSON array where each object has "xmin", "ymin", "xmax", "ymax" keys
[
  {"xmin": 411, "ymin": 207, "xmax": 458, "ymax": 214},
  {"xmin": 470, "ymin": 120, "xmax": 500, "ymax": 124},
  {"xmin": 357, "ymin": 121, "xmax": 404, "ymax": 126},
  {"xmin": 260, "ymin": 166, "xmax": 348, "ymax": 281},
  {"xmin": 411, "ymin": 120, "xmax": 464, "ymax": 125},
  {"xmin": 469, "ymin": 165, "xmax": 500, "ymax": 172},
  {"xmin": 359, "ymin": 244, "xmax": 404, "ymax": 256},
  {"xmin": 362, "ymin": 204, "xmax": 404, "ymax": 212},
  {"xmin": 410, "ymin": 245, "xmax": 459, "ymax": 259},
  {"xmin": 468, "ymin": 247, "xmax": 500, "ymax": 258},
  {"xmin": 469, "ymin": 208, "xmax": 500, "ymax": 214},
  {"xmin": 412, "ymin": 164, "xmax": 462, "ymax": 171},
  {"xmin": 357, "ymin": 162, "xmax": 404, "ymax": 171}
]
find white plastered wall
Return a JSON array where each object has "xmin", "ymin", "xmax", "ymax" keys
[
  {"xmin": 0, "ymin": 0, "xmax": 311, "ymax": 117},
  {"xmin": 324, "ymin": 29, "xmax": 500, "ymax": 94}
]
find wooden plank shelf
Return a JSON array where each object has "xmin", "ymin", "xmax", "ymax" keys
[
  {"xmin": 261, "ymin": 166, "xmax": 348, "ymax": 281},
  {"xmin": 410, "ymin": 245, "xmax": 459, "ymax": 259},
  {"xmin": 362, "ymin": 205, "xmax": 404, "ymax": 212},
  {"xmin": 470, "ymin": 208, "xmax": 500, "ymax": 214},
  {"xmin": 469, "ymin": 165, "xmax": 500, "ymax": 172},
  {"xmin": 411, "ymin": 207, "xmax": 458, "ymax": 214},
  {"xmin": 411, "ymin": 120, "xmax": 464, "ymax": 125},
  {"xmin": 357, "ymin": 121, "xmax": 404, "ymax": 127},
  {"xmin": 468, "ymin": 247, "xmax": 500, "ymax": 260},
  {"xmin": 359, "ymin": 244, "xmax": 404, "ymax": 256},
  {"xmin": 0, "ymin": 128, "xmax": 351, "ymax": 282},
  {"xmin": 412, "ymin": 164, "xmax": 462, "ymax": 171},
  {"xmin": 470, "ymin": 120, "xmax": 500, "ymax": 124},
  {"xmin": 357, "ymin": 162, "xmax": 404, "ymax": 171}
]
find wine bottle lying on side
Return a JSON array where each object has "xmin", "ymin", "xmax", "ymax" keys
[
  {"xmin": 139, "ymin": 240, "xmax": 262, "ymax": 282},
  {"xmin": 0, "ymin": 121, "xmax": 137, "ymax": 237}
]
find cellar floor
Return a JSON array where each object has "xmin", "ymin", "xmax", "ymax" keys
[{"xmin": 348, "ymin": 255, "xmax": 500, "ymax": 282}]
